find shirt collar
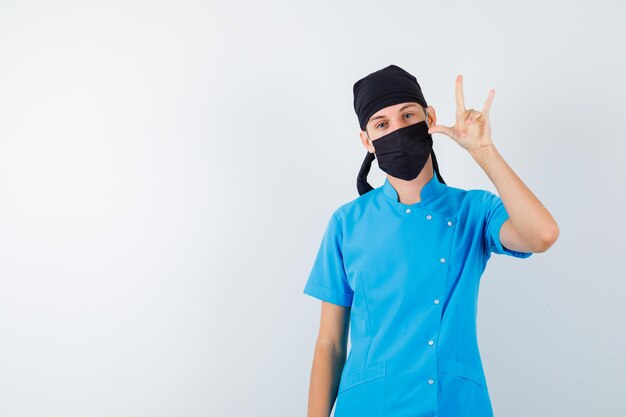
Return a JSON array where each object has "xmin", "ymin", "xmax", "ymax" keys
[{"xmin": 381, "ymin": 172, "xmax": 446, "ymax": 204}]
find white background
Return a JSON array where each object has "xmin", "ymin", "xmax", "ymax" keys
[{"xmin": 0, "ymin": 1, "xmax": 624, "ymax": 416}]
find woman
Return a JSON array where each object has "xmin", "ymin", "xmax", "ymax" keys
[{"xmin": 302, "ymin": 64, "xmax": 559, "ymax": 417}]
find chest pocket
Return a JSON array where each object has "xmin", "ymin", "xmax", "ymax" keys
[{"xmin": 334, "ymin": 363, "xmax": 386, "ymax": 417}]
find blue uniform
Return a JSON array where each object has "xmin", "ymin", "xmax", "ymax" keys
[{"xmin": 303, "ymin": 173, "xmax": 533, "ymax": 417}]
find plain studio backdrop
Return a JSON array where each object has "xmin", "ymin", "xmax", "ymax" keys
[{"xmin": 0, "ymin": 1, "xmax": 624, "ymax": 416}]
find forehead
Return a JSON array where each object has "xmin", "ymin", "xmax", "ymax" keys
[{"xmin": 369, "ymin": 102, "xmax": 421, "ymax": 120}]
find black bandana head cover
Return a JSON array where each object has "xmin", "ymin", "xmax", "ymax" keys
[{"xmin": 353, "ymin": 64, "xmax": 445, "ymax": 195}]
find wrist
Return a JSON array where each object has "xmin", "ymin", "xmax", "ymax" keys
[{"xmin": 468, "ymin": 143, "xmax": 498, "ymax": 164}]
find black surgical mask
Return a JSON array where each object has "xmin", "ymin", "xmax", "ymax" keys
[{"xmin": 370, "ymin": 121, "xmax": 433, "ymax": 181}]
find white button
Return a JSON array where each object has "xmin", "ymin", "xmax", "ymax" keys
[
  {"xmin": 428, "ymin": 340, "xmax": 434, "ymax": 345},
  {"xmin": 440, "ymin": 258, "xmax": 446, "ymax": 263},
  {"xmin": 434, "ymin": 299, "xmax": 440, "ymax": 304},
  {"xmin": 426, "ymin": 214, "xmax": 432, "ymax": 220},
  {"xmin": 428, "ymin": 379, "xmax": 434, "ymax": 385},
  {"xmin": 405, "ymin": 208, "xmax": 411, "ymax": 213},
  {"xmin": 447, "ymin": 221, "xmax": 453, "ymax": 226}
]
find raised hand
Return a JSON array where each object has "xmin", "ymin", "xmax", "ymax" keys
[{"xmin": 427, "ymin": 75, "xmax": 495, "ymax": 154}]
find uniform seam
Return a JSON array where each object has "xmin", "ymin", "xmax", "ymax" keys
[
  {"xmin": 446, "ymin": 214, "xmax": 460, "ymax": 364},
  {"xmin": 358, "ymin": 274, "xmax": 373, "ymax": 368}
]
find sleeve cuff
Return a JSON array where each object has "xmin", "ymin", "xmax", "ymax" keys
[
  {"xmin": 303, "ymin": 281, "xmax": 353, "ymax": 307},
  {"xmin": 489, "ymin": 211, "xmax": 533, "ymax": 259}
]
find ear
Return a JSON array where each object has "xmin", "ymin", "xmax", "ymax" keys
[
  {"xmin": 360, "ymin": 129, "xmax": 375, "ymax": 154},
  {"xmin": 426, "ymin": 105, "xmax": 436, "ymax": 128}
]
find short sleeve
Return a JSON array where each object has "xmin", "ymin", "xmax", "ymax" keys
[
  {"xmin": 483, "ymin": 191, "xmax": 533, "ymax": 259},
  {"xmin": 302, "ymin": 212, "xmax": 354, "ymax": 307}
]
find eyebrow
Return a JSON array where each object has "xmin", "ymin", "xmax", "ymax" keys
[{"xmin": 368, "ymin": 104, "xmax": 420, "ymax": 124}]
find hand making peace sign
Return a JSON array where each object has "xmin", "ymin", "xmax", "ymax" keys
[{"xmin": 427, "ymin": 75, "xmax": 495, "ymax": 154}]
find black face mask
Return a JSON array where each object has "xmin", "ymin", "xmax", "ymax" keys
[{"xmin": 370, "ymin": 121, "xmax": 433, "ymax": 181}]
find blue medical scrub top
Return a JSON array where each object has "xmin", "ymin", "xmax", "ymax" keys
[{"xmin": 303, "ymin": 172, "xmax": 533, "ymax": 417}]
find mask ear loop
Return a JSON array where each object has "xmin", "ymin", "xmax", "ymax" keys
[
  {"xmin": 431, "ymin": 148, "xmax": 446, "ymax": 185},
  {"xmin": 424, "ymin": 105, "xmax": 446, "ymax": 185}
]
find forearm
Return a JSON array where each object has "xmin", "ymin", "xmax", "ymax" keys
[
  {"xmin": 469, "ymin": 144, "xmax": 559, "ymax": 251},
  {"xmin": 306, "ymin": 340, "xmax": 346, "ymax": 417}
]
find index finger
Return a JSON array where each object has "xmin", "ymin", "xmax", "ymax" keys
[{"xmin": 455, "ymin": 75, "xmax": 466, "ymax": 118}]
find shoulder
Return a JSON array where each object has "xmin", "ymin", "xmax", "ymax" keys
[
  {"xmin": 426, "ymin": 183, "xmax": 497, "ymax": 222},
  {"xmin": 334, "ymin": 188, "xmax": 378, "ymax": 214},
  {"xmin": 444, "ymin": 184, "xmax": 498, "ymax": 207},
  {"xmin": 324, "ymin": 188, "xmax": 382, "ymax": 229},
  {"xmin": 433, "ymin": 182, "xmax": 490, "ymax": 211},
  {"xmin": 443, "ymin": 182, "xmax": 492, "ymax": 198},
  {"xmin": 465, "ymin": 188, "xmax": 502, "ymax": 210}
]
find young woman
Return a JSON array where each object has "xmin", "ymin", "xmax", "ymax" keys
[{"xmin": 303, "ymin": 65, "xmax": 558, "ymax": 417}]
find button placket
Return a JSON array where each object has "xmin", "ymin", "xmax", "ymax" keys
[
  {"xmin": 434, "ymin": 217, "xmax": 452, "ymax": 307},
  {"xmin": 431, "ymin": 218, "xmax": 452, "ymax": 390},
  {"xmin": 425, "ymin": 216, "xmax": 454, "ymax": 402}
]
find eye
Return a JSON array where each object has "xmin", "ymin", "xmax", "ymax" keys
[
  {"xmin": 404, "ymin": 112, "xmax": 414, "ymax": 119},
  {"xmin": 375, "ymin": 122, "xmax": 387, "ymax": 129}
]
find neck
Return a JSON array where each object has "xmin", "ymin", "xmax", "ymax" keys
[{"xmin": 387, "ymin": 159, "xmax": 434, "ymax": 204}]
